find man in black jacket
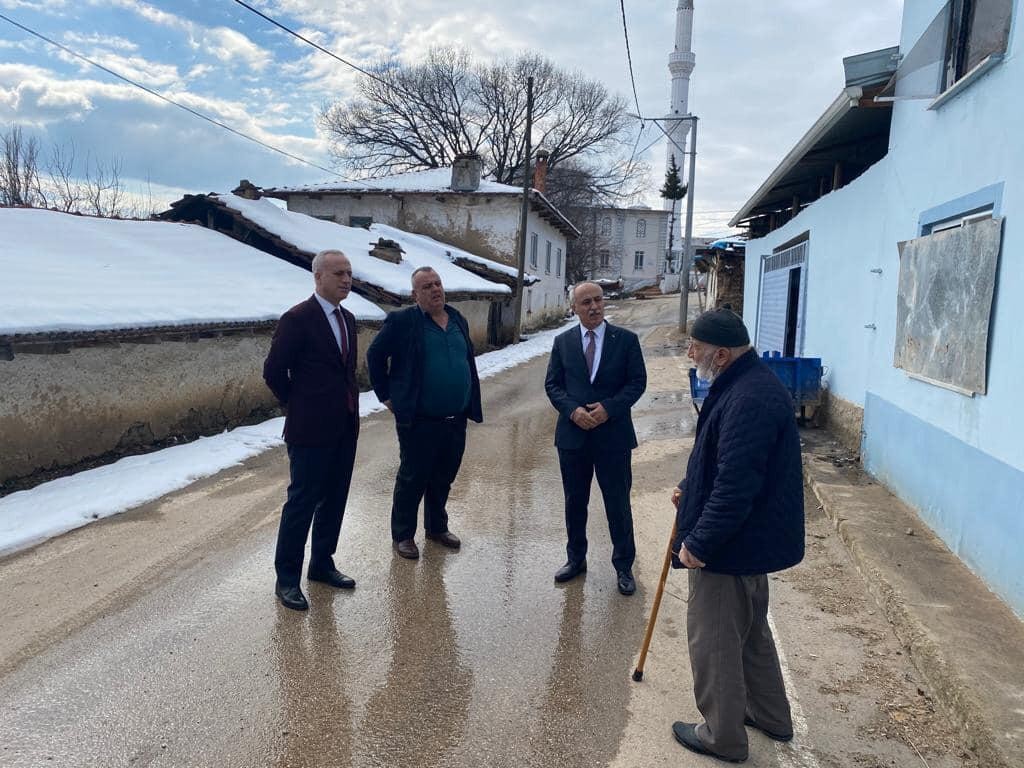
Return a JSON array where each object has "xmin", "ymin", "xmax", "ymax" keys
[
  {"xmin": 263, "ymin": 249, "xmax": 360, "ymax": 611},
  {"xmin": 668, "ymin": 308, "xmax": 805, "ymax": 763},
  {"xmin": 545, "ymin": 281, "xmax": 647, "ymax": 595},
  {"xmin": 367, "ymin": 266, "xmax": 482, "ymax": 560}
]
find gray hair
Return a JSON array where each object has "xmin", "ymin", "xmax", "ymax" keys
[
  {"xmin": 570, "ymin": 281, "xmax": 602, "ymax": 306},
  {"xmin": 312, "ymin": 249, "xmax": 346, "ymax": 275},
  {"xmin": 410, "ymin": 265, "xmax": 437, "ymax": 287}
]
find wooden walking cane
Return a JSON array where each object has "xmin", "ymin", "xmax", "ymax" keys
[{"xmin": 632, "ymin": 521, "xmax": 678, "ymax": 682}]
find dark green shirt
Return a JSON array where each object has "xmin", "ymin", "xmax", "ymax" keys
[{"xmin": 418, "ymin": 309, "xmax": 472, "ymax": 417}]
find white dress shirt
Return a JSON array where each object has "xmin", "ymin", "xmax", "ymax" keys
[
  {"xmin": 314, "ymin": 291, "xmax": 346, "ymax": 353},
  {"xmin": 579, "ymin": 320, "xmax": 607, "ymax": 383}
]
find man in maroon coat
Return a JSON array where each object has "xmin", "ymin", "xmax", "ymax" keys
[{"xmin": 263, "ymin": 249, "xmax": 360, "ymax": 611}]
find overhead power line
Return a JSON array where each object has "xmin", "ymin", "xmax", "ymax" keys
[
  {"xmin": 0, "ymin": 11, "xmax": 345, "ymax": 178},
  {"xmin": 231, "ymin": 0, "xmax": 391, "ymax": 89},
  {"xmin": 618, "ymin": 0, "xmax": 644, "ymax": 118}
]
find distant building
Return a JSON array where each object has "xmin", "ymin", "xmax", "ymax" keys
[
  {"xmin": 733, "ymin": 1, "xmax": 1022, "ymax": 615},
  {"xmin": 264, "ymin": 154, "xmax": 579, "ymax": 331},
  {"xmin": 161, "ymin": 190, "xmax": 515, "ymax": 347},
  {"xmin": 579, "ymin": 205, "xmax": 674, "ymax": 292}
]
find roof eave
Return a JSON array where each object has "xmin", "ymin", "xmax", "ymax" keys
[{"xmin": 729, "ymin": 85, "xmax": 864, "ymax": 227}]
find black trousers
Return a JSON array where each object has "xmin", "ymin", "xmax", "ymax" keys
[
  {"xmin": 557, "ymin": 444, "xmax": 636, "ymax": 572},
  {"xmin": 391, "ymin": 417, "xmax": 467, "ymax": 541},
  {"xmin": 274, "ymin": 435, "xmax": 357, "ymax": 587}
]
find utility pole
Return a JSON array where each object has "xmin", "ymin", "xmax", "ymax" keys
[
  {"xmin": 679, "ymin": 115, "xmax": 698, "ymax": 332},
  {"xmin": 512, "ymin": 76, "xmax": 534, "ymax": 343}
]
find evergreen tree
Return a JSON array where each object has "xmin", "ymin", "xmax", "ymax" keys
[{"xmin": 660, "ymin": 154, "xmax": 687, "ymax": 273}]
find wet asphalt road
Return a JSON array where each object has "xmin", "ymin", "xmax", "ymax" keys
[
  {"xmin": 1, "ymin": 296, "xmax": 971, "ymax": 768},
  {"xmin": 0, "ymin": 299, "xmax": 676, "ymax": 768}
]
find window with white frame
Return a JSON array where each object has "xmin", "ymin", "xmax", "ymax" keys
[
  {"xmin": 601, "ymin": 217, "xmax": 612, "ymax": 237},
  {"xmin": 556, "ymin": 247, "xmax": 562, "ymax": 276},
  {"xmin": 599, "ymin": 249, "xmax": 610, "ymax": 268},
  {"xmin": 545, "ymin": 240, "xmax": 552, "ymax": 273},
  {"xmin": 633, "ymin": 250, "xmax": 644, "ymax": 270},
  {"xmin": 530, "ymin": 233, "xmax": 538, "ymax": 268},
  {"xmin": 636, "ymin": 219, "xmax": 646, "ymax": 238}
]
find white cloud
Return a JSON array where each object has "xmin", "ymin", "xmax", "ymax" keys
[
  {"xmin": 63, "ymin": 31, "xmax": 139, "ymax": 52},
  {"xmin": 92, "ymin": 0, "xmax": 272, "ymax": 71}
]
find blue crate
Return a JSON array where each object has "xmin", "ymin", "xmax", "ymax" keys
[
  {"xmin": 760, "ymin": 352, "xmax": 822, "ymax": 406},
  {"xmin": 688, "ymin": 367, "xmax": 711, "ymax": 408}
]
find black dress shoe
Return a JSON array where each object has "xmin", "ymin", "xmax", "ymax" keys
[
  {"xmin": 617, "ymin": 570, "xmax": 636, "ymax": 595},
  {"xmin": 308, "ymin": 568, "xmax": 356, "ymax": 589},
  {"xmin": 275, "ymin": 583, "xmax": 309, "ymax": 611},
  {"xmin": 554, "ymin": 560, "xmax": 587, "ymax": 583},
  {"xmin": 426, "ymin": 530, "xmax": 461, "ymax": 549},
  {"xmin": 744, "ymin": 716, "xmax": 793, "ymax": 742},
  {"xmin": 393, "ymin": 539, "xmax": 420, "ymax": 559},
  {"xmin": 672, "ymin": 722, "xmax": 746, "ymax": 763}
]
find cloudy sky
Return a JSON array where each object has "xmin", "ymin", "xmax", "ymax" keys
[{"xmin": 0, "ymin": 0, "xmax": 903, "ymax": 235}]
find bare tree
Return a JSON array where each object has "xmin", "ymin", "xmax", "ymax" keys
[
  {"xmin": 83, "ymin": 154, "xmax": 127, "ymax": 218},
  {"xmin": 47, "ymin": 139, "xmax": 85, "ymax": 212},
  {"xmin": 318, "ymin": 47, "xmax": 640, "ymax": 198},
  {"xmin": 1, "ymin": 125, "xmax": 47, "ymax": 207}
]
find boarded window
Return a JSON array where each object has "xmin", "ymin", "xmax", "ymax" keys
[{"xmin": 894, "ymin": 216, "xmax": 1002, "ymax": 395}]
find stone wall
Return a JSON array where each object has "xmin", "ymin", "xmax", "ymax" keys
[
  {"xmin": 819, "ymin": 389, "xmax": 864, "ymax": 455},
  {"xmin": 0, "ymin": 324, "xmax": 379, "ymax": 485}
]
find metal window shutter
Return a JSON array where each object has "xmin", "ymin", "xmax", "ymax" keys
[{"xmin": 757, "ymin": 269, "xmax": 789, "ymax": 355}]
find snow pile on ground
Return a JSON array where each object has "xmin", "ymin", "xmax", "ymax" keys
[
  {"xmin": 0, "ymin": 321, "xmax": 569, "ymax": 557},
  {"xmin": 214, "ymin": 194, "xmax": 509, "ymax": 297},
  {"xmin": 0, "ymin": 208, "xmax": 385, "ymax": 335}
]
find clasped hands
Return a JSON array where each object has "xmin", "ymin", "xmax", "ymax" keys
[{"xmin": 570, "ymin": 402, "xmax": 609, "ymax": 430}]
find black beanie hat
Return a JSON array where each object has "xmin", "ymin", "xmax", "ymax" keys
[{"xmin": 691, "ymin": 308, "xmax": 751, "ymax": 347}]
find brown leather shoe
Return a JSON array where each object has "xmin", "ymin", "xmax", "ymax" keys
[
  {"xmin": 426, "ymin": 530, "xmax": 461, "ymax": 549},
  {"xmin": 393, "ymin": 539, "xmax": 420, "ymax": 559}
]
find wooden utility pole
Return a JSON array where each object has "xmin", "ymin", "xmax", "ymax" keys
[{"xmin": 512, "ymin": 76, "xmax": 535, "ymax": 342}]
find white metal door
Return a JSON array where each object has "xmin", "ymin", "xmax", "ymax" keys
[{"xmin": 756, "ymin": 241, "xmax": 808, "ymax": 355}]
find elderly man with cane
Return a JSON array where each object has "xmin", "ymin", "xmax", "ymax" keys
[{"xmin": 667, "ymin": 308, "xmax": 805, "ymax": 764}]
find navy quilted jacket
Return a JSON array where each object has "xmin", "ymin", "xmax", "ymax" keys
[{"xmin": 672, "ymin": 349, "xmax": 804, "ymax": 575}]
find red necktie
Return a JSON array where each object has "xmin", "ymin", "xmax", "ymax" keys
[
  {"xmin": 332, "ymin": 308, "xmax": 348, "ymax": 362},
  {"xmin": 333, "ymin": 308, "xmax": 356, "ymax": 414}
]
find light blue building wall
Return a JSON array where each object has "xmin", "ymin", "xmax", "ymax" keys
[{"xmin": 743, "ymin": 0, "xmax": 1024, "ymax": 615}]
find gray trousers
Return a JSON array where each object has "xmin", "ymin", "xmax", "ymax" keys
[{"xmin": 687, "ymin": 569, "xmax": 793, "ymax": 761}]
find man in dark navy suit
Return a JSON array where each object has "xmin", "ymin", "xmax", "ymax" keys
[
  {"xmin": 544, "ymin": 281, "xmax": 647, "ymax": 595},
  {"xmin": 264, "ymin": 249, "xmax": 361, "ymax": 611},
  {"xmin": 366, "ymin": 266, "xmax": 482, "ymax": 560}
]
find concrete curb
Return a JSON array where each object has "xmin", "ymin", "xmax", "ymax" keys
[{"xmin": 802, "ymin": 447, "xmax": 1017, "ymax": 768}]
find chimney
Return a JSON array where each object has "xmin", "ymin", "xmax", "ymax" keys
[
  {"xmin": 533, "ymin": 149, "xmax": 550, "ymax": 194},
  {"xmin": 450, "ymin": 152, "xmax": 482, "ymax": 192},
  {"xmin": 369, "ymin": 237, "xmax": 404, "ymax": 264},
  {"xmin": 232, "ymin": 179, "xmax": 261, "ymax": 199}
]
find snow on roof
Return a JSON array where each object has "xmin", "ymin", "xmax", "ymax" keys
[
  {"xmin": 213, "ymin": 194, "xmax": 510, "ymax": 298},
  {"xmin": 0, "ymin": 208, "xmax": 385, "ymax": 336},
  {"xmin": 268, "ymin": 167, "xmax": 520, "ymax": 196}
]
